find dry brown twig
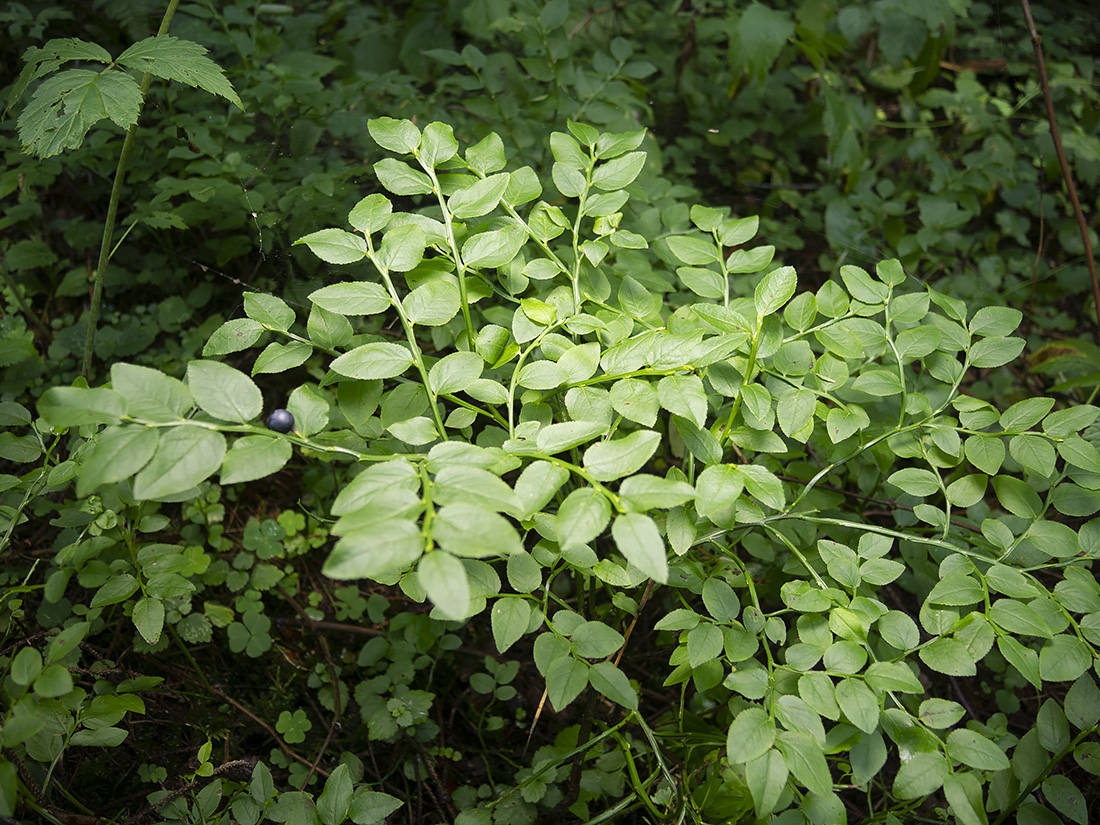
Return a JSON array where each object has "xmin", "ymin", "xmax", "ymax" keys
[{"xmin": 1020, "ymin": 0, "xmax": 1100, "ymax": 345}]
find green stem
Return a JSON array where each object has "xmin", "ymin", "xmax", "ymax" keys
[
  {"xmin": 82, "ymin": 0, "xmax": 182, "ymax": 379},
  {"xmin": 364, "ymin": 239, "xmax": 448, "ymax": 440},
  {"xmin": 421, "ymin": 162, "xmax": 475, "ymax": 345}
]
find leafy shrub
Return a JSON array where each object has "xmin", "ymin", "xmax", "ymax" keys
[
  {"xmin": 5, "ymin": 1, "xmax": 1100, "ymax": 823},
  {"xmin": 10, "ymin": 115, "xmax": 1100, "ymax": 823}
]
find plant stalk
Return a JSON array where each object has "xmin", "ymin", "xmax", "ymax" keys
[
  {"xmin": 1020, "ymin": 0, "xmax": 1100, "ymax": 346},
  {"xmin": 82, "ymin": 0, "xmax": 181, "ymax": 379}
]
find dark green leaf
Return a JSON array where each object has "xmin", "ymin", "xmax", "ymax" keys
[{"xmin": 117, "ymin": 35, "xmax": 241, "ymax": 107}]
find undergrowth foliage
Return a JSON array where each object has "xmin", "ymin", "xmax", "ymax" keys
[{"xmin": 12, "ymin": 116, "xmax": 1100, "ymax": 823}]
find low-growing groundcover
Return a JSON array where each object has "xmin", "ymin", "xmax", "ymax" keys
[{"xmin": 4, "ymin": 113, "xmax": 1100, "ymax": 824}]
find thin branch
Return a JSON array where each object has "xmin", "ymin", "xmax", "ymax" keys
[{"xmin": 1020, "ymin": 0, "xmax": 1100, "ymax": 345}]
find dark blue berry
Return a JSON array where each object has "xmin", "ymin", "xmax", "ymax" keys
[{"xmin": 267, "ymin": 409, "xmax": 295, "ymax": 433}]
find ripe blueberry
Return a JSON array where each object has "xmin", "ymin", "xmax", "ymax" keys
[{"xmin": 267, "ymin": 409, "xmax": 295, "ymax": 433}]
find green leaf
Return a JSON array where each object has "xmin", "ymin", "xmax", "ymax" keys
[
  {"xmin": 418, "ymin": 552, "xmax": 470, "ymax": 620},
  {"xmin": 387, "ymin": 416, "xmax": 438, "ymax": 446},
  {"xmin": 618, "ymin": 474, "xmax": 696, "ymax": 512},
  {"xmin": 556, "ymin": 487, "xmax": 611, "ymax": 549},
  {"xmin": 897, "ymin": 327, "xmax": 942, "ymax": 359},
  {"xmin": 852, "ymin": 369, "xmax": 904, "ymax": 396},
  {"xmin": 203, "ymin": 318, "xmax": 264, "ymax": 356},
  {"xmin": 1000, "ymin": 397, "xmax": 1056, "ymax": 431},
  {"xmin": 111, "ymin": 363, "xmax": 192, "ymax": 422},
  {"xmin": 965, "ymin": 435, "xmax": 1005, "ymax": 475},
  {"xmin": 220, "ymin": 436, "xmax": 292, "ymax": 485},
  {"xmin": 942, "ymin": 773, "xmax": 986, "ymax": 825},
  {"xmin": 988, "ymin": 599, "xmax": 1051, "ymax": 638},
  {"xmin": 686, "ymin": 622, "xmax": 724, "ymax": 669},
  {"xmin": 726, "ymin": 245, "xmax": 775, "ymax": 274},
  {"xmin": 657, "ymin": 374, "xmax": 707, "ymax": 429},
  {"xmin": 609, "ymin": 379, "xmax": 658, "ymax": 426},
  {"xmin": 368, "ymin": 117, "xmax": 420, "ymax": 154},
  {"xmin": 324, "ymin": 520, "xmax": 423, "ymax": 580},
  {"xmin": 19, "ymin": 69, "xmax": 142, "ymax": 158},
  {"xmin": 834, "ymin": 678, "xmax": 879, "ymax": 733},
  {"xmin": 776, "ymin": 731, "xmax": 832, "ymax": 797},
  {"xmin": 377, "ymin": 224, "xmax": 426, "ymax": 273},
  {"xmin": 694, "ymin": 464, "xmax": 744, "ymax": 525},
  {"xmin": 331, "ymin": 343, "xmax": 413, "ymax": 380},
  {"xmin": 316, "ymin": 764, "xmax": 353, "ymax": 825},
  {"xmin": 918, "ymin": 698, "xmax": 966, "ymax": 729},
  {"xmin": 1040, "ymin": 636, "xmax": 1091, "ymax": 682},
  {"xmin": 503, "ymin": 166, "xmax": 542, "ymax": 206},
  {"xmin": 428, "ymin": 351, "xmax": 483, "ymax": 395},
  {"xmin": 998, "ymin": 635, "xmax": 1041, "ymax": 689},
  {"xmin": 294, "ymin": 228, "xmax": 368, "ymax": 264},
  {"xmin": 1065, "ymin": 675, "xmax": 1100, "ymax": 730},
  {"xmin": 928, "ymin": 574, "xmax": 984, "ymax": 606},
  {"xmin": 919, "ymin": 638, "xmax": 976, "ymax": 677},
  {"xmin": 947, "ymin": 729, "xmax": 1009, "ymax": 770},
  {"xmin": 727, "ymin": 707, "xmax": 775, "ymax": 764},
  {"xmin": 187, "ymin": 361, "xmax": 262, "ymax": 423},
  {"xmin": 535, "ymin": 421, "xmax": 606, "ymax": 454},
  {"xmin": 825, "ymin": 406, "xmax": 867, "ymax": 443},
  {"xmin": 348, "ymin": 193, "xmax": 393, "ymax": 234},
  {"xmin": 252, "ymin": 341, "xmax": 312, "ymax": 375},
  {"xmin": 286, "ymin": 385, "xmax": 329, "ymax": 437},
  {"xmin": 546, "ymin": 655, "xmax": 589, "ymax": 711},
  {"xmin": 946, "ymin": 474, "xmax": 987, "ymax": 507},
  {"xmin": 893, "ymin": 752, "xmax": 948, "ymax": 800},
  {"xmin": 116, "ymin": 35, "xmax": 241, "ymax": 107},
  {"xmin": 309, "ymin": 283, "xmax": 391, "ymax": 316},
  {"xmin": 373, "ymin": 158, "xmax": 433, "ymax": 195},
  {"xmin": 572, "ymin": 621, "xmax": 624, "ymax": 659},
  {"xmin": 305, "ymin": 308, "xmax": 352, "ymax": 352},
  {"xmin": 516, "ymin": 360, "xmax": 567, "ymax": 390},
  {"xmin": 76, "ymin": 425, "xmax": 159, "ymax": 496},
  {"xmin": 133, "ymin": 427, "xmax": 227, "ymax": 500},
  {"xmin": 17, "ymin": 36, "xmax": 112, "ymax": 80},
  {"xmin": 777, "ymin": 387, "xmax": 815, "ymax": 440},
  {"xmin": 91, "ymin": 573, "xmax": 139, "ymax": 608},
  {"xmin": 755, "ymin": 266, "xmax": 797, "ymax": 315},
  {"xmin": 432, "ymin": 503, "xmax": 522, "ymax": 557},
  {"xmin": 888, "ymin": 467, "xmax": 941, "ymax": 497},
  {"xmin": 1057, "ymin": 434, "xmax": 1100, "ymax": 473},
  {"xmin": 419, "ymin": 121, "xmax": 458, "ymax": 165},
  {"xmin": 401, "ymin": 279, "xmax": 460, "ymax": 328},
  {"xmin": 677, "ymin": 266, "xmax": 725, "ymax": 299},
  {"xmin": 10, "ymin": 648, "xmax": 42, "ymax": 686},
  {"xmin": 514, "ymin": 461, "xmax": 569, "ymax": 520},
  {"xmin": 743, "ymin": 748, "xmax": 787, "ymax": 822},
  {"xmin": 132, "ymin": 597, "xmax": 164, "ymax": 645},
  {"xmin": 733, "ymin": 464, "xmax": 785, "ymax": 510},
  {"xmin": 1044, "ymin": 405, "xmax": 1100, "ymax": 437},
  {"xmin": 592, "ymin": 151, "xmax": 645, "ymax": 190},
  {"xmin": 588, "ymin": 661, "xmax": 637, "ymax": 709},
  {"xmin": 969, "ymin": 306, "xmax": 1022, "ymax": 337},
  {"xmin": 968, "ymin": 337, "xmax": 1025, "ymax": 368},
  {"xmin": 839, "ymin": 265, "xmax": 888, "ymax": 304},
  {"xmin": 610, "ymin": 512, "xmax": 667, "ymax": 583},
  {"xmin": 583, "ymin": 429, "xmax": 661, "ymax": 482},
  {"xmin": 466, "ymin": 131, "xmax": 506, "ymax": 174},
  {"xmin": 992, "ymin": 475, "xmax": 1042, "ymax": 519},
  {"xmin": 348, "ymin": 790, "xmax": 403, "ymax": 825},
  {"xmin": 70, "ymin": 726, "xmax": 126, "ymax": 746},
  {"xmin": 462, "ymin": 225, "xmax": 527, "ymax": 268},
  {"xmin": 666, "ymin": 236, "xmax": 717, "ymax": 266},
  {"xmin": 1042, "ymin": 775, "xmax": 1087, "ymax": 824},
  {"xmin": 449, "ymin": 173, "xmax": 509, "ymax": 219},
  {"xmin": 491, "ymin": 597, "xmax": 531, "ymax": 654},
  {"xmin": 39, "ymin": 386, "xmax": 126, "ymax": 427}
]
